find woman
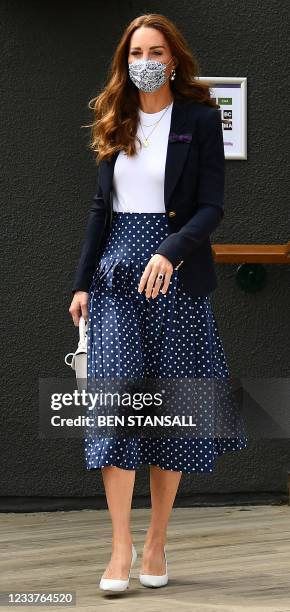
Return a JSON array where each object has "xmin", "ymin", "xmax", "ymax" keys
[{"xmin": 69, "ymin": 13, "xmax": 247, "ymax": 592}]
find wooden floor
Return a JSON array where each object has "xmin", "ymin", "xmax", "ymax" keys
[{"xmin": 1, "ymin": 505, "xmax": 290, "ymax": 611}]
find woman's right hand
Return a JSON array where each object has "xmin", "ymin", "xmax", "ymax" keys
[{"xmin": 69, "ymin": 291, "xmax": 89, "ymax": 327}]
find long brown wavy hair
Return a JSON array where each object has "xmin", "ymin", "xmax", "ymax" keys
[{"xmin": 83, "ymin": 13, "xmax": 220, "ymax": 165}]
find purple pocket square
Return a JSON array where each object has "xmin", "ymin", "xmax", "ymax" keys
[{"xmin": 168, "ymin": 132, "xmax": 192, "ymax": 143}]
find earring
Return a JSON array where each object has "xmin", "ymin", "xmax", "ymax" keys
[{"xmin": 169, "ymin": 68, "xmax": 176, "ymax": 81}]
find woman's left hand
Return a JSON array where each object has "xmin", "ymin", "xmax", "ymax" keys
[{"xmin": 138, "ymin": 254, "xmax": 173, "ymax": 299}]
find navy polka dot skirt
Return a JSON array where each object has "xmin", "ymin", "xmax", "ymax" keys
[{"xmin": 85, "ymin": 212, "xmax": 248, "ymax": 473}]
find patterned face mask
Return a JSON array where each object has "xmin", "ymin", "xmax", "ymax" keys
[{"xmin": 128, "ymin": 57, "xmax": 174, "ymax": 93}]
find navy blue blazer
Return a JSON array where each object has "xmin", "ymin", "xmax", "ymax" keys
[{"xmin": 72, "ymin": 96, "xmax": 225, "ymax": 297}]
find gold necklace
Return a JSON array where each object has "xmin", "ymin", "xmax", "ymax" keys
[{"xmin": 138, "ymin": 103, "xmax": 172, "ymax": 147}]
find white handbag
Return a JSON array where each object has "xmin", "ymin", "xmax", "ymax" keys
[{"xmin": 65, "ymin": 316, "xmax": 87, "ymax": 390}]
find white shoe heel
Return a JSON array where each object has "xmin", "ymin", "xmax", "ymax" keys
[
  {"xmin": 99, "ymin": 543, "xmax": 137, "ymax": 592},
  {"xmin": 139, "ymin": 546, "xmax": 168, "ymax": 588}
]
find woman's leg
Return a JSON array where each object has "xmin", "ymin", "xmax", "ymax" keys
[
  {"xmin": 101, "ymin": 466, "xmax": 136, "ymax": 579},
  {"xmin": 141, "ymin": 466, "xmax": 182, "ymax": 574}
]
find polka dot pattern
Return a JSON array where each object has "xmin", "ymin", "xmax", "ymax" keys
[{"xmin": 84, "ymin": 212, "xmax": 248, "ymax": 473}]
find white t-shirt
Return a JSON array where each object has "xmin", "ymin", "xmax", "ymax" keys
[{"xmin": 112, "ymin": 101, "xmax": 173, "ymax": 213}]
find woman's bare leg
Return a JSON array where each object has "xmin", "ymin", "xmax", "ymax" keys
[
  {"xmin": 140, "ymin": 466, "xmax": 182, "ymax": 574},
  {"xmin": 101, "ymin": 466, "xmax": 136, "ymax": 579}
]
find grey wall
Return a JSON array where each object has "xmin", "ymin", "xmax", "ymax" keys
[{"xmin": 1, "ymin": 0, "xmax": 289, "ymax": 509}]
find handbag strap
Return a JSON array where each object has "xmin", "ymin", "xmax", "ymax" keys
[
  {"xmin": 64, "ymin": 316, "xmax": 88, "ymax": 369},
  {"xmin": 76, "ymin": 316, "xmax": 87, "ymax": 353},
  {"xmin": 79, "ymin": 316, "xmax": 87, "ymax": 344}
]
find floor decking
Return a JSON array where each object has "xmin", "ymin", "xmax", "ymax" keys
[{"xmin": 0, "ymin": 505, "xmax": 290, "ymax": 611}]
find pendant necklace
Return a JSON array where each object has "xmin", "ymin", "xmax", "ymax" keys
[{"xmin": 138, "ymin": 102, "xmax": 172, "ymax": 147}]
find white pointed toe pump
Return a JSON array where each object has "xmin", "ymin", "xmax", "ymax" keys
[
  {"xmin": 99, "ymin": 543, "xmax": 137, "ymax": 592},
  {"xmin": 139, "ymin": 546, "xmax": 168, "ymax": 588}
]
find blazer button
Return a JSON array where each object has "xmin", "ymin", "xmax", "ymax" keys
[{"xmin": 168, "ymin": 210, "xmax": 176, "ymax": 217}]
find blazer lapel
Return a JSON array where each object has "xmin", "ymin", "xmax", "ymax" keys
[
  {"xmin": 98, "ymin": 97, "xmax": 192, "ymax": 209},
  {"xmin": 164, "ymin": 98, "xmax": 191, "ymax": 207}
]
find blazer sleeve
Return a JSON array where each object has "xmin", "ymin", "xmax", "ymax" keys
[
  {"xmin": 71, "ymin": 181, "xmax": 108, "ymax": 294},
  {"xmin": 153, "ymin": 107, "xmax": 225, "ymax": 268}
]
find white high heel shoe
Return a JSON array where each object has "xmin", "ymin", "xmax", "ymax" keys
[
  {"xmin": 139, "ymin": 546, "xmax": 168, "ymax": 588},
  {"xmin": 99, "ymin": 543, "xmax": 137, "ymax": 592}
]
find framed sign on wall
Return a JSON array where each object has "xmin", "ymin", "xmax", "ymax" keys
[{"xmin": 196, "ymin": 76, "xmax": 247, "ymax": 160}]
